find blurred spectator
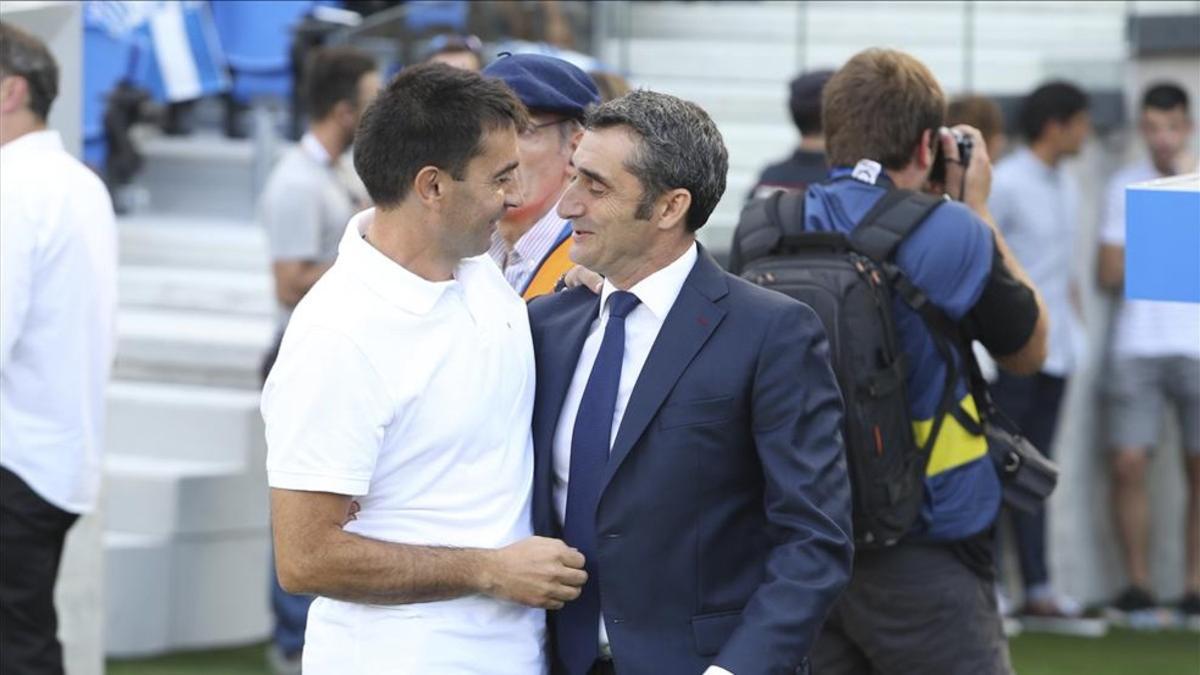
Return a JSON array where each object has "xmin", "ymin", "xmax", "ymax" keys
[
  {"xmin": 747, "ymin": 69, "xmax": 833, "ymax": 200},
  {"xmin": 0, "ymin": 22, "xmax": 118, "ymax": 675},
  {"xmin": 421, "ymin": 34, "xmax": 483, "ymax": 71},
  {"xmin": 481, "ymin": 53, "xmax": 599, "ymax": 298},
  {"xmin": 1097, "ymin": 82, "xmax": 1200, "ymax": 626},
  {"xmin": 257, "ymin": 46, "xmax": 378, "ymax": 674},
  {"xmin": 987, "ymin": 81, "xmax": 1092, "ymax": 629},
  {"xmin": 589, "ymin": 70, "xmax": 630, "ymax": 102},
  {"xmin": 949, "ymin": 94, "xmax": 1009, "ymax": 160}
]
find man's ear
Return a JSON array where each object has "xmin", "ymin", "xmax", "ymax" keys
[
  {"xmin": 0, "ymin": 76, "xmax": 28, "ymax": 116},
  {"xmin": 413, "ymin": 165, "xmax": 445, "ymax": 206},
  {"xmin": 655, "ymin": 188, "xmax": 692, "ymax": 232},
  {"xmin": 916, "ymin": 128, "xmax": 937, "ymax": 171}
]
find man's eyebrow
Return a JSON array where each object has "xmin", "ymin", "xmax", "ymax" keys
[
  {"xmin": 493, "ymin": 161, "xmax": 519, "ymax": 179},
  {"xmin": 577, "ymin": 167, "xmax": 611, "ymax": 188}
]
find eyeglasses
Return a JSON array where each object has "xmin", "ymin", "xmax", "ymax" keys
[{"xmin": 520, "ymin": 118, "xmax": 572, "ymax": 138}]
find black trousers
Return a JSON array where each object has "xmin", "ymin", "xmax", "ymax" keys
[{"xmin": 0, "ymin": 467, "xmax": 79, "ymax": 675}]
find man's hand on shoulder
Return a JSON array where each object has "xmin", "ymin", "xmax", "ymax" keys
[{"xmin": 477, "ymin": 536, "xmax": 587, "ymax": 609}]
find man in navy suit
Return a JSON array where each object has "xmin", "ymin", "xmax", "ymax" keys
[{"xmin": 528, "ymin": 89, "xmax": 853, "ymax": 675}]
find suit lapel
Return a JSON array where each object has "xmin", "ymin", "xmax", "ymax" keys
[{"xmin": 601, "ymin": 249, "xmax": 729, "ymax": 493}]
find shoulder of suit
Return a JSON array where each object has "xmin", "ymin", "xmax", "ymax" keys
[
  {"xmin": 527, "ymin": 285, "xmax": 593, "ymax": 323},
  {"xmin": 721, "ymin": 268, "xmax": 806, "ymax": 311}
]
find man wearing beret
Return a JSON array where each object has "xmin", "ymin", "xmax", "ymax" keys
[{"xmin": 483, "ymin": 53, "xmax": 601, "ymax": 299}]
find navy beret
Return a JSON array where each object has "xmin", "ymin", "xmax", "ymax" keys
[{"xmin": 483, "ymin": 53, "xmax": 600, "ymax": 120}]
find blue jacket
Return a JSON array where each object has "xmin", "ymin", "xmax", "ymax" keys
[{"xmin": 529, "ymin": 248, "xmax": 853, "ymax": 675}]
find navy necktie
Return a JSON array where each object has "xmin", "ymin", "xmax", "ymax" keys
[{"xmin": 556, "ymin": 290, "xmax": 641, "ymax": 675}]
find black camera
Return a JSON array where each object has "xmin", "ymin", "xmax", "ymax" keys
[{"xmin": 929, "ymin": 128, "xmax": 974, "ymax": 189}]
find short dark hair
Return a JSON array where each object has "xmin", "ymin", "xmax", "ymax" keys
[
  {"xmin": 353, "ymin": 63, "xmax": 529, "ymax": 207},
  {"xmin": 823, "ymin": 49, "xmax": 945, "ymax": 170},
  {"xmin": 789, "ymin": 69, "xmax": 834, "ymax": 136},
  {"xmin": 1142, "ymin": 82, "xmax": 1189, "ymax": 114},
  {"xmin": 586, "ymin": 89, "xmax": 728, "ymax": 232},
  {"xmin": 0, "ymin": 21, "xmax": 58, "ymax": 120},
  {"xmin": 304, "ymin": 47, "xmax": 376, "ymax": 121},
  {"xmin": 947, "ymin": 95, "xmax": 1005, "ymax": 144},
  {"xmin": 1019, "ymin": 81, "xmax": 1089, "ymax": 142}
]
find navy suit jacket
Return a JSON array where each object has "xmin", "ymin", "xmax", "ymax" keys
[{"xmin": 528, "ymin": 247, "xmax": 853, "ymax": 675}]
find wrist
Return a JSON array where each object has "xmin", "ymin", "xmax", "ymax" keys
[{"xmin": 471, "ymin": 548, "xmax": 499, "ymax": 596}]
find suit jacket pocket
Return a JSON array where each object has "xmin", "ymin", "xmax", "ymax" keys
[
  {"xmin": 691, "ymin": 608, "xmax": 742, "ymax": 656},
  {"xmin": 658, "ymin": 396, "xmax": 733, "ymax": 431}
]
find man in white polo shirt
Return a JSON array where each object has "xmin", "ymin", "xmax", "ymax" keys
[{"xmin": 262, "ymin": 63, "xmax": 587, "ymax": 673}]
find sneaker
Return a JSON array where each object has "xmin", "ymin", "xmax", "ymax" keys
[
  {"xmin": 266, "ymin": 643, "xmax": 302, "ymax": 675},
  {"xmin": 1106, "ymin": 586, "xmax": 1172, "ymax": 630},
  {"xmin": 1018, "ymin": 594, "xmax": 1109, "ymax": 637},
  {"xmin": 1177, "ymin": 592, "xmax": 1200, "ymax": 631}
]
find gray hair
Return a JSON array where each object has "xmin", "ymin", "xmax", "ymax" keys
[
  {"xmin": 0, "ymin": 21, "xmax": 58, "ymax": 120},
  {"xmin": 586, "ymin": 89, "xmax": 728, "ymax": 231}
]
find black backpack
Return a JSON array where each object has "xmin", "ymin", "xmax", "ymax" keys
[{"xmin": 730, "ymin": 187, "xmax": 958, "ymax": 548}]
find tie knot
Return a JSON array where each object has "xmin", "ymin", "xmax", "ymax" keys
[{"xmin": 607, "ymin": 290, "xmax": 641, "ymax": 320}]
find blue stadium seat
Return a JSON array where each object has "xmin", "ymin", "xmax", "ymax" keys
[
  {"xmin": 404, "ymin": 1, "xmax": 469, "ymax": 34},
  {"xmin": 210, "ymin": 0, "xmax": 318, "ymax": 103},
  {"xmin": 83, "ymin": 15, "xmax": 139, "ymax": 169}
]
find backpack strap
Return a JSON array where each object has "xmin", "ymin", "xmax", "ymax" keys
[
  {"xmin": 850, "ymin": 190, "xmax": 946, "ymax": 262},
  {"xmin": 729, "ymin": 189, "xmax": 808, "ymax": 273}
]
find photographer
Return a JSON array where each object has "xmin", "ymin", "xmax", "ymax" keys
[{"xmin": 800, "ymin": 49, "xmax": 1047, "ymax": 675}]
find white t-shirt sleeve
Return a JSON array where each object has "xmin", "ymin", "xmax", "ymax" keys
[
  {"xmin": 263, "ymin": 325, "xmax": 393, "ymax": 495},
  {"xmin": 1100, "ymin": 172, "xmax": 1127, "ymax": 246}
]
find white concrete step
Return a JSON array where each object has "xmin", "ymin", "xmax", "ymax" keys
[
  {"xmin": 118, "ymin": 214, "xmax": 268, "ymax": 272},
  {"xmin": 106, "ymin": 381, "xmax": 264, "ymax": 465},
  {"xmin": 105, "ymin": 530, "xmax": 271, "ymax": 657},
  {"xmin": 120, "ymin": 265, "xmax": 273, "ymax": 317},
  {"xmin": 625, "ymin": 1, "xmax": 802, "ymax": 41},
  {"xmin": 114, "ymin": 309, "xmax": 274, "ymax": 389},
  {"xmin": 131, "ymin": 128, "xmax": 263, "ymax": 220},
  {"xmin": 104, "ymin": 454, "xmax": 267, "ymax": 538}
]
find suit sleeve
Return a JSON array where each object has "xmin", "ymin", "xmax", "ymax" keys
[{"xmin": 713, "ymin": 301, "xmax": 854, "ymax": 675}]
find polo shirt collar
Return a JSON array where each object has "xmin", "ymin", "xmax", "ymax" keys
[
  {"xmin": 599, "ymin": 240, "xmax": 698, "ymax": 321},
  {"xmin": 1, "ymin": 129, "xmax": 62, "ymax": 156},
  {"xmin": 338, "ymin": 209, "xmax": 458, "ymax": 316}
]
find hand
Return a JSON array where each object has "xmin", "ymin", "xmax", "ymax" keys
[
  {"xmin": 480, "ymin": 536, "xmax": 587, "ymax": 609},
  {"xmin": 562, "ymin": 265, "xmax": 603, "ymax": 294},
  {"xmin": 941, "ymin": 124, "xmax": 992, "ymax": 213}
]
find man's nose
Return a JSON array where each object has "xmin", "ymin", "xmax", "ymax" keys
[{"xmin": 557, "ymin": 183, "xmax": 584, "ymax": 220}]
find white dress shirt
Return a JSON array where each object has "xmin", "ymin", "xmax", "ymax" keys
[
  {"xmin": 550, "ymin": 242, "xmax": 732, "ymax": 674},
  {"xmin": 488, "ymin": 202, "xmax": 570, "ymax": 292},
  {"xmin": 989, "ymin": 147, "xmax": 1085, "ymax": 376},
  {"xmin": 263, "ymin": 209, "xmax": 544, "ymax": 673},
  {"xmin": 0, "ymin": 130, "xmax": 118, "ymax": 513}
]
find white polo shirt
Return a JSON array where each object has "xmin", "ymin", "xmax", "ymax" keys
[
  {"xmin": 262, "ymin": 209, "xmax": 544, "ymax": 674},
  {"xmin": 0, "ymin": 130, "xmax": 118, "ymax": 514}
]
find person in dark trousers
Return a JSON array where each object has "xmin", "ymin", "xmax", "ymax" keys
[
  {"xmin": 0, "ymin": 21, "xmax": 118, "ymax": 675},
  {"xmin": 530, "ymin": 89, "xmax": 852, "ymax": 675},
  {"xmin": 747, "ymin": 69, "xmax": 834, "ymax": 201},
  {"xmin": 804, "ymin": 48, "xmax": 1048, "ymax": 675},
  {"xmin": 988, "ymin": 81, "xmax": 1094, "ymax": 631}
]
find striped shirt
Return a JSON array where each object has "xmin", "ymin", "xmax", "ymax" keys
[{"xmin": 488, "ymin": 203, "xmax": 570, "ymax": 293}]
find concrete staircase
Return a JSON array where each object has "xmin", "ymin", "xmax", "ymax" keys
[{"xmin": 103, "ymin": 130, "xmax": 278, "ymax": 657}]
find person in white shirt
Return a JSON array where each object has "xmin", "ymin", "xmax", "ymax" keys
[
  {"xmin": 256, "ymin": 46, "xmax": 378, "ymax": 674},
  {"xmin": 262, "ymin": 63, "xmax": 587, "ymax": 674},
  {"xmin": 0, "ymin": 21, "xmax": 118, "ymax": 675},
  {"xmin": 1097, "ymin": 82, "xmax": 1200, "ymax": 623},
  {"xmin": 987, "ymin": 81, "xmax": 1092, "ymax": 626}
]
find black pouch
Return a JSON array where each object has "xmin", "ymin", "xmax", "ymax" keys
[{"xmin": 984, "ymin": 416, "xmax": 1059, "ymax": 514}]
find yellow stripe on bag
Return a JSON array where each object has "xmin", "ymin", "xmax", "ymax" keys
[{"xmin": 913, "ymin": 394, "xmax": 989, "ymax": 477}]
